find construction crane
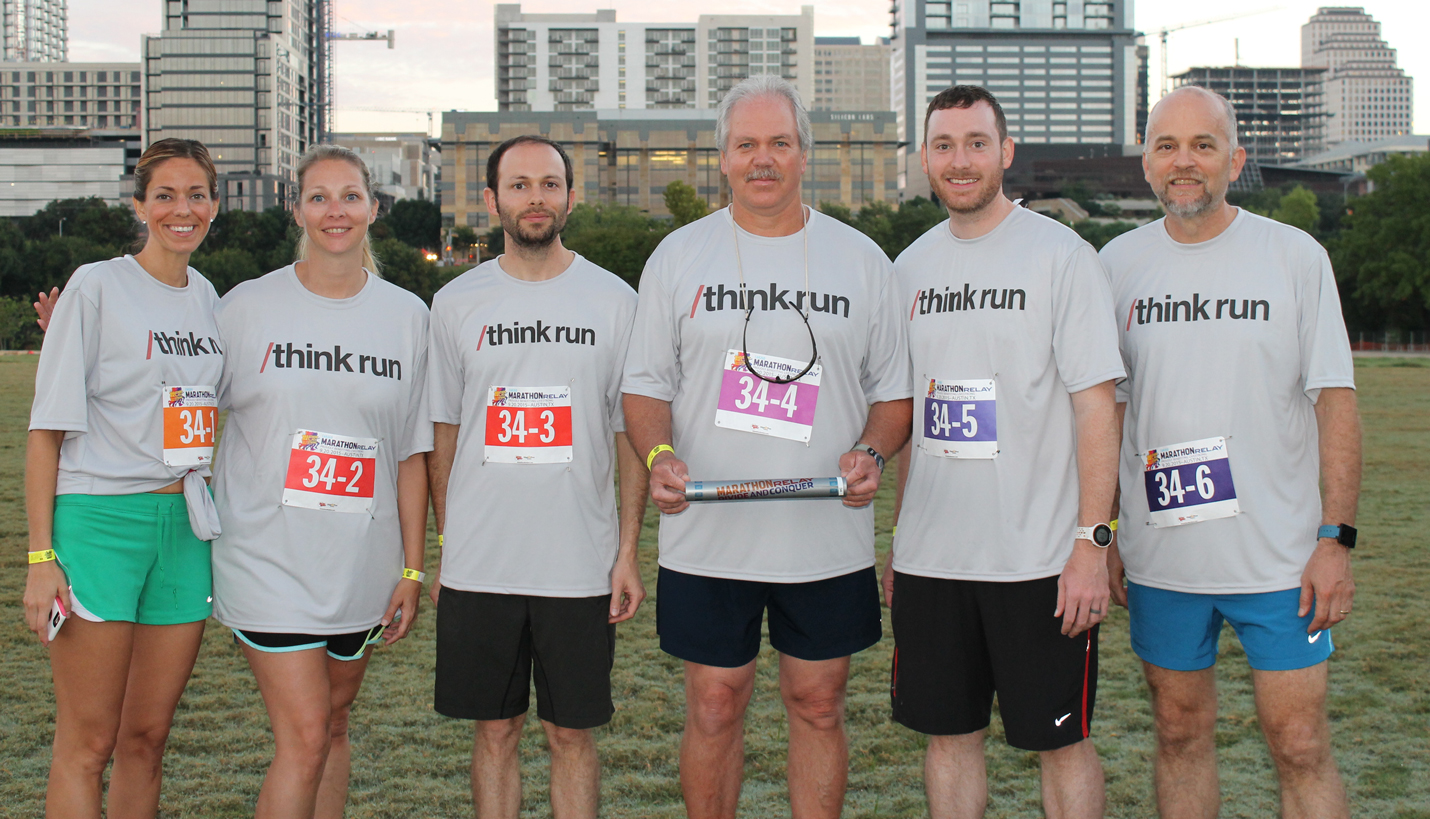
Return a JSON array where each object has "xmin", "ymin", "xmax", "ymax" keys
[
  {"xmin": 336, "ymin": 107, "xmax": 441, "ymax": 137},
  {"xmin": 315, "ymin": 0, "xmax": 397, "ymax": 142},
  {"xmin": 1154, "ymin": 7, "xmax": 1282, "ymax": 98}
]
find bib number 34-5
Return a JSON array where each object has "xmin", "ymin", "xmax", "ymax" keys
[
  {"xmin": 161, "ymin": 385, "xmax": 218, "ymax": 467},
  {"xmin": 714, "ymin": 350, "xmax": 822, "ymax": 443},
  {"xmin": 922, "ymin": 378, "xmax": 997, "ymax": 458},
  {"xmin": 1143, "ymin": 436, "xmax": 1239, "ymax": 527},
  {"xmin": 282, "ymin": 430, "xmax": 378, "ymax": 514},
  {"xmin": 484, "ymin": 386, "xmax": 573, "ymax": 464}
]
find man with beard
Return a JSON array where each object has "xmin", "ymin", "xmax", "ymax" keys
[
  {"xmin": 426, "ymin": 135, "xmax": 648, "ymax": 819},
  {"xmin": 1102, "ymin": 86, "xmax": 1359, "ymax": 819},
  {"xmin": 622, "ymin": 75, "xmax": 911, "ymax": 819},
  {"xmin": 886, "ymin": 85, "xmax": 1124, "ymax": 818}
]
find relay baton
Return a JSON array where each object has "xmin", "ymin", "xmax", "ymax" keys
[{"xmin": 683, "ymin": 477, "xmax": 847, "ymax": 502}]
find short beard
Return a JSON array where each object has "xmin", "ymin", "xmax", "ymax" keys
[
  {"xmin": 497, "ymin": 203, "xmax": 565, "ymax": 250},
  {"xmin": 931, "ymin": 167, "xmax": 1004, "ymax": 216},
  {"xmin": 1157, "ymin": 187, "xmax": 1216, "ymax": 219}
]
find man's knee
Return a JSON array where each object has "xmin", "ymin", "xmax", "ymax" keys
[
  {"xmin": 1262, "ymin": 712, "xmax": 1333, "ymax": 774},
  {"xmin": 782, "ymin": 685, "xmax": 846, "ymax": 732},
  {"xmin": 475, "ymin": 716, "xmax": 526, "ymax": 751},
  {"xmin": 543, "ymin": 724, "xmax": 596, "ymax": 757},
  {"xmin": 1147, "ymin": 671, "xmax": 1217, "ymax": 752},
  {"xmin": 687, "ymin": 680, "xmax": 750, "ymax": 735}
]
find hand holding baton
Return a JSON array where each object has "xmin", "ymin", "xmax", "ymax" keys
[{"xmin": 683, "ymin": 477, "xmax": 847, "ymax": 502}]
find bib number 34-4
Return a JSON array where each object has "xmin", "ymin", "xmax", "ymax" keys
[
  {"xmin": 1143, "ymin": 436, "xmax": 1239, "ymax": 527},
  {"xmin": 282, "ymin": 430, "xmax": 378, "ymax": 514},
  {"xmin": 922, "ymin": 378, "xmax": 997, "ymax": 459},
  {"xmin": 714, "ymin": 350, "xmax": 822, "ymax": 443},
  {"xmin": 484, "ymin": 386, "xmax": 573, "ymax": 464},
  {"xmin": 161, "ymin": 385, "xmax": 218, "ymax": 467}
]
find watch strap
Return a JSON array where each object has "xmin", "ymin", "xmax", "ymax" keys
[
  {"xmin": 852, "ymin": 444, "xmax": 885, "ymax": 471},
  {"xmin": 1318, "ymin": 524, "xmax": 1357, "ymax": 549}
]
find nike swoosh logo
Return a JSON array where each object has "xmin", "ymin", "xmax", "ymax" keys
[
  {"xmin": 1054, "ymin": 713, "xmax": 1071, "ymax": 726},
  {"xmin": 1308, "ymin": 631, "xmax": 1322, "ymax": 644}
]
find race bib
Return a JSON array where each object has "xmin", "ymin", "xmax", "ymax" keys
[
  {"xmin": 921, "ymin": 378, "xmax": 997, "ymax": 458},
  {"xmin": 161, "ymin": 385, "xmax": 218, "ymax": 467},
  {"xmin": 1143, "ymin": 436, "xmax": 1240, "ymax": 527},
  {"xmin": 714, "ymin": 350, "xmax": 822, "ymax": 443},
  {"xmin": 282, "ymin": 430, "xmax": 378, "ymax": 514},
  {"xmin": 484, "ymin": 386, "xmax": 573, "ymax": 464}
]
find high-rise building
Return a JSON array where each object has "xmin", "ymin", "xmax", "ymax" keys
[
  {"xmin": 0, "ymin": 62, "xmax": 140, "ymax": 129},
  {"xmin": 142, "ymin": 0, "xmax": 321, "ymax": 209},
  {"xmin": 812, "ymin": 37, "xmax": 891, "ymax": 112},
  {"xmin": 891, "ymin": 0, "xmax": 1143, "ymax": 198},
  {"xmin": 493, "ymin": 4, "xmax": 814, "ymax": 111},
  {"xmin": 0, "ymin": 127, "xmax": 141, "ymax": 216},
  {"xmin": 3, "ymin": 0, "xmax": 66, "ymax": 63},
  {"xmin": 1301, "ymin": 7, "xmax": 1412, "ymax": 147},
  {"xmin": 1173, "ymin": 67, "xmax": 1326, "ymax": 162},
  {"xmin": 331, "ymin": 132, "xmax": 440, "ymax": 202}
]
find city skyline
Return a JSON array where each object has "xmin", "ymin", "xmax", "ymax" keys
[{"xmin": 58, "ymin": 0, "xmax": 1429, "ymax": 140}]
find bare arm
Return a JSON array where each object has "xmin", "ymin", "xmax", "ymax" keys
[
  {"xmin": 1107, "ymin": 401, "xmax": 1128, "ymax": 607},
  {"xmin": 623, "ymin": 393, "xmax": 690, "ymax": 515},
  {"xmin": 1057, "ymin": 380, "xmax": 1119, "ymax": 637},
  {"xmin": 841, "ymin": 398, "xmax": 913, "ymax": 508},
  {"xmin": 424, "ymin": 422, "xmax": 458, "ymax": 605},
  {"xmin": 383, "ymin": 451, "xmax": 428, "ymax": 643},
  {"xmin": 609, "ymin": 431, "xmax": 648, "ymax": 623},
  {"xmin": 882, "ymin": 438, "xmax": 914, "ymax": 608},
  {"xmin": 23, "ymin": 429, "xmax": 67, "ymax": 644},
  {"xmin": 1300, "ymin": 387, "xmax": 1361, "ymax": 632}
]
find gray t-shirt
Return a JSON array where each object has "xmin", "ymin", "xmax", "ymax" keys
[
  {"xmin": 1101, "ymin": 211, "xmax": 1355, "ymax": 594},
  {"xmin": 622, "ymin": 207, "xmax": 912, "ymax": 582},
  {"xmin": 892, "ymin": 208, "xmax": 1126, "ymax": 581},
  {"xmin": 30, "ymin": 255, "xmax": 224, "ymax": 494},
  {"xmin": 210, "ymin": 266, "xmax": 433, "ymax": 633},
  {"xmin": 429, "ymin": 255, "xmax": 636, "ymax": 597}
]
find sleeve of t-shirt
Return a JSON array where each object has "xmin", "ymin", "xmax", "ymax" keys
[
  {"xmin": 1051, "ymin": 245, "xmax": 1127, "ymax": 394},
  {"xmin": 214, "ymin": 292, "xmax": 239, "ymax": 412},
  {"xmin": 427, "ymin": 294, "xmax": 464, "ymax": 425},
  {"xmin": 606, "ymin": 291, "xmax": 638, "ymax": 432},
  {"xmin": 620, "ymin": 250, "xmax": 679, "ymax": 402},
  {"xmin": 1299, "ymin": 248, "xmax": 1355, "ymax": 398},
  {"xmin": 29, "ymin": 283, "xmax": 97, "ymax": 433},
  {"xmin": 399, "ymin": 309, "xmax": 435, "ymax": 459},
  {"xmin": 861, "ymin": 257, "xmax": 914, "ymax": 404}
]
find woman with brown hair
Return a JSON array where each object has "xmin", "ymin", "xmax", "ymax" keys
[{"xmin": 24, "ymin": 138, "xmax": 224, "ymax": 818}]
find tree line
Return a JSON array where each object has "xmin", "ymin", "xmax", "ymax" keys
[{"xmin": 4, "ymin": 156, "xmax": 1427, "ymax": 349}]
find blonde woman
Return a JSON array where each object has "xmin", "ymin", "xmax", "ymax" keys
[
  {"xmin": 209, "ymin": 145, "xmax": 431, "ymax": 818},
  {"xmin": 25, "ymin": 138, "xmax": 224, "ymax": 818}
]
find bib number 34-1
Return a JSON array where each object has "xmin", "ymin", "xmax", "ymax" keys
[
  {"xmin": 161, "ymin": 385, "xmax": 218, "ymax": 467},
  {"xmin": 1143, "ymin": 436, "xmax": 1239, "ymax": 527},
  {"xmin": 714, "ymin": 350, "xmax": 822, "ymax": 443},
  {"xmin": 922, "ymin": 378, "xmax": 997, "ymax": 459},
  {"xmin": 484, "ymin": 386, "xmax": 573, "ymax": 464},
  {"xmin": 282, "ymin": 430, "xmax": 378, "ymax": 514}
]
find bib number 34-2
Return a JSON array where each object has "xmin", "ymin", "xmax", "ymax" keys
[
  {"xmin": 1143, "ymin": 436, "xmax": 1239, "ymax": 527},
  {"xmin": 161, "ymin": 385, "xmax": 218, "ymax": 467},
  {"xmin": 282, "ymin": 430, "xmax": 378, "ymax": 514},
  {"xmin": 484, "ymin": 386, "xmax": 573, "ymax": 464}
]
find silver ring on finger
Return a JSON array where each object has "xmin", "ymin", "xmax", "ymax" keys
[{"xmin": 1090, "ymin": 608, "xmax": 1102, "ymax": 615}]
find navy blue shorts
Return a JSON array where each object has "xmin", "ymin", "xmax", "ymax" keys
[{"xmin": 656, "ymin": 565, "xmax": 882, "ymax": 668}]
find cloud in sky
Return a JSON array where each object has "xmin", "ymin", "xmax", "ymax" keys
[{"xmin": 66, "ymin": 0, "xmax": 1426, "ymax": 135}]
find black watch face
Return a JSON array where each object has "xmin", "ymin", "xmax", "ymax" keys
[{"xmin": 1093, "ymin": 524, "xmax": 1114, "ymax": 547}]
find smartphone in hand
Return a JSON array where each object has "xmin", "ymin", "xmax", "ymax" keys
[{"xmin": 47, "ymin": 596, "xmax": 69, "ymax": 642}]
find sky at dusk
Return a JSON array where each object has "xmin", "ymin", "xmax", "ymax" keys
[{"xmin": 66, "ymin": 0, "xmax": 1427, "ymax": 138}]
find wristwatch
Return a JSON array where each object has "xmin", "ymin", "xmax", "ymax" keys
[
  {"xmin": 1317, "ymin": 524, "xmax": 1357, "ymax": 549},
  {"xmin": 852, "ymin": 443, "xmax": 885, "ymax": 471},
  {"xmin": 1075, "ymin": 524, "xmax": 1114, "ymax": 548}
]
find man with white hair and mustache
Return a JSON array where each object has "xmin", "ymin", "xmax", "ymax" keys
[
  {"xmin": 622, "ymin": 75, "xmax": 912, "ymax": 819},
  {"xmin": 1102, "ymin": 85, "xmax": 1361, "ymax": 818}
]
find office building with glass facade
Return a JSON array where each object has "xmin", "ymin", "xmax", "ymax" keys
[
  {"xmin": 3, "ymin": 0, "xmax": 65, "ymax": 63},
  {"xmin": 0, "ymin": 62, "xmax": 140, "ymax": 129},
  {"xmin": 1173, "ymin": 67, "xmax": 1326, "ymax": 163},
  {"xmin": 812, "ymin": 37, "xmax": 892, "ymax": 113}
]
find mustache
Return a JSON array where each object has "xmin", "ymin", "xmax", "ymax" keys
[
  {"xmin": 519, "ymin": 205, "xmax": 559, "ymax": 219},
  {"xmin": 744, "ymin": 167, "xmax": 782, "ymax": 182}
]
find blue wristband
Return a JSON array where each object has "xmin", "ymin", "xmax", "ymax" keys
[{"xmin": 1317, "ymin": 525, "xmax": 1340, "ymax": 540}]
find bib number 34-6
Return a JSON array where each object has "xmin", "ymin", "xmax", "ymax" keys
[
  {"xmin": 484, "ymin": 386, "xmax": 573, "ymax": 464},
  {"xmin": 714, "ymin": 350, "xmax": 822, "ymax": 443},
  {"xmin": 1143, "ymin": 436, "xmax": 1239, "ymax": 527},
  {"xmin": 922, "ymin": 378, "xmax": 997, "ymax": 459},
  {"xmin": 282, "ymin": 430, "xmax": 378, "ymax": 513},
  {"xmin": 161, "ymin": 385, "xmax": 218, "ymax": 467}
]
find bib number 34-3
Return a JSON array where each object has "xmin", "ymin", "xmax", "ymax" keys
[
  {"xmin": 161, "ymin": 385, "xmax": 218, "ymax": 467},
  {"xmin": 484, "ymin": 386, "xmax": 573, "ymax": 464},
  {"xmin": 282, "ymin": 430, "xmax": 378, "ymax": 514},
  {"xmin": 1143, "ymin": 436, "xmax": 1239, "ymax": 527},
  {"xmin": 714, "ymin": 350, "xmax": 822, "ymax": 443}
]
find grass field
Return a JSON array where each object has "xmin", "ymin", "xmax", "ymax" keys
[{"xmin": 1, "ymin": 354, "xmax": 1426, "ymax": 818}]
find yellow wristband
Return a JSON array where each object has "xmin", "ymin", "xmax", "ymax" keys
[
  {"xmin": 1109, "ymin": 519, "xmax": 1118, "ymax": 532},
  {"xmin": 437, "ymin": 534, "xmax": 443, "ymax": 547},
  {"xmin": 402, "ymin": 568, "xmax": 426, "ymax": 583},
  {"xmin": 28, "ymin": 549, "xmax": 57, "ymax": 564},
  {"xmin": 892, "ymin": 525, "xmax": 898, "ymax": 537},
  {"xmin": 646, "ymin": 444, "xmax": 675, "ymax": 470}
]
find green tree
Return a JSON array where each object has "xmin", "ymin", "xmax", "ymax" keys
[
  {"xmin": 205, "ymin": 207, "xmax": 297, "ymax": 272},
  {"xmin": 12, "ymin": 236, "xmax": 112, "ymax": 299},
  {"xmin": 190, "ymin": 247, "xmax": 263, "ymax": 296},
  {"xmin": 22, "ymin": 198, "xmax": 139, "ymax": 248},
  {"xmin": 563, "ymin": 203, "xmax": 669, "ymax": 286},
  {"xmin": 380, "ymin": 199, "xmax": 442, "ymax": 250},
  {"xmin": 663, "ymin": 180, "xmax": 709, "ymax": 227},
  {"xmin": 1271, "ymin": 185, "xmax": 1320, "ymax": 236},
  {"xmin": 1071, "ymin": 219, "xmax": 1139, "ymax": 251},
  {"xmin": 887, "ymin": 197, "xmax": 947, "ymax": 258},
  {"xmin": 373, "ymin": 237, "xmax": 441, "ymax": 304},
  {"xmin": 817, "ymin": 201, "xmax": 853, "ymax": 225},
  {"xmin": 451, "ymin": 226, "xmax": 480, "ymax": 251},
  {"xmin": 1330, "ymin": 153, "xmax": 1430, "ymax": 330},
  {"xmin": 0, "ymin": 295, "xmax": 41, "ymax": 350}
]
